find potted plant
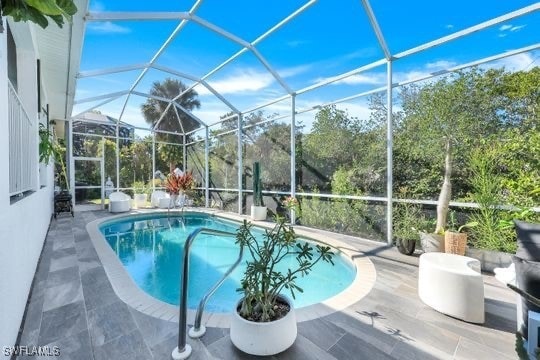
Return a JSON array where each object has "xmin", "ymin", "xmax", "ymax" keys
[
  {"xmin": 444, "ymin": 221, "xmax": 478, "ymax": 255},
  {"xmin": 230, "ymin": 217, "xmax": 335, "ymax": 355},
  {"xmin": 132, "ymin": 181, "xmax": 148, "ymax": 208},
  {"xmin": 393, "ymin": 203, "xmax": 428, "ymax": 255},
  {"xmin": 39, "ymin": 123, "xmax": 69, "ymax": 192},
  {"xmin": 250, "ymin": 162, "xmax": 267, "ymax": 220},
  {"xmin": 164, "ymin": 171, "xmax": 194, "ymax": 208}
]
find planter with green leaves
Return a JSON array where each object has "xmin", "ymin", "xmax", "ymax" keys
[
  {"xmin": 230, "ymin": 218, "xmax": 334, "ymax": 355},
  {"xmin": 39, "ymin": 123, "xmax": 69, "ymax": 191},
  {"xmin": 250, "ymin": 162, "xmax": 266, "ymax": 220},
  {"xmin": 393, "ymin": 203, "xmax": 429, "ymax": 255},
  {"xmin": 444, "ymin": 221, "xmax": 477, "ymax": 255}
]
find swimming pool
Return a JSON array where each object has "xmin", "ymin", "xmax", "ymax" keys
[{"xmin": 98, "ymin": 212, "xmax": 356, "ymax": 313}]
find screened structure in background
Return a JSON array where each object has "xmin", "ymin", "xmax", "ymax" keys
[{"xmin": 68, "ymin": 1, "xmax": 539, "ymax": 245}]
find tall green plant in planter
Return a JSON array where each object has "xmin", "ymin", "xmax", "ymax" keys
[
  {"xmin": 468, "ymin": 146, "xmax": 515, "ymax": 252},
  {"xmin": 250, "ymin": 162, "xmax": 266, "ymax": 220},
  {"xmin": 39, "ymin": 123, "xmax": 69, "ymax": 191},
  {"xmin": 393, "ymin": 203, "xmax": 429, "ymax": 255},
  {"xmin": 230, "ymin": 218, "xmax": 334, "ymax": 355}
]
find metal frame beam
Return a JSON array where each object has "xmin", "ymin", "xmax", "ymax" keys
[
  {"xmin": 155, "ymin": 0, "xmax": 315, "ymax": 122},
  {"xmin": 116, "ymin": 1, "xmax": 203, "ymax": 126},
  {"xmin": 360, "ymin": 0, "xmax": 391, "ymax": 60},
  {"xmin": 393, "ymin": 3, "xmax": 539, "ymax": 60},
  {"xmin": 77, "ymin": 63, "xmax": 148, "ymax": 78},
  {"xmin": 386, "ymin": 60, "xmax": 393, "ymax": 245},
  {"xmin": 85, "ymin": 12, "xmax": 188, "ymax": 21}
]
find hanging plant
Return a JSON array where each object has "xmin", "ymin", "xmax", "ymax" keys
[{"xmin": 1, "ymin": 0, "xmax": 77, "ymax": 29}]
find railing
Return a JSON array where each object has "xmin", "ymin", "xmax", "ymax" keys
[
  {"xmin": 8, "ymin": 81, "xmax": 37, "ymax": 196},
  {"xmin": 173, "ymin": 228, "xmax": 241, "ymax": 360}
]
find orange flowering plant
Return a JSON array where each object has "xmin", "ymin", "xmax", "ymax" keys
[{"xmin": 165, "ymin": 171, "xmax": 194, "ymax": 195}]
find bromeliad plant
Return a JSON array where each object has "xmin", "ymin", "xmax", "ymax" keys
[
  {"xmin": 164, "ymin": 171, "xmax": 194, "ymax": 195},
  {"xmin": 235, "ymin": 217, "xmax": 334, "ymax": 322}
]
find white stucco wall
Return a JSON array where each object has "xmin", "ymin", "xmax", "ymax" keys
[{"xmin": 0, "ymin": 19, "xmax": 54, "ymax": 355}]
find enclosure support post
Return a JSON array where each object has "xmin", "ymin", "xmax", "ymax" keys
[
  {"xmin": 101, "ymin": 139, "xmax": 105, "ymax": 209},
  {"xmin": 115, "ymin": 121, "xmax": 120, "ymax": 192},
  {"xmin": 237, "ymin": 113, "xmax": 243, "ymax": 214},
  {"xmin": 68, "ymin": 117, "xmax": 75, "ymax": 199},
  {"xmin": 152, "ymin": 132, "xmax": 156, "ymax": 192},
  {"xmin": 290, "ymin": 94, "xmax": 297, "ymax": 224},
  {"xmin": 205, "ymin": 126, "xmax": 209, "ymax": 208},
  {"xmin": 183, "ymin": 134, "xmax": 187, "ymax": 173},
  {"xmin": 386, "ymin": 60, "xmax": 393, "ymax": 245}
]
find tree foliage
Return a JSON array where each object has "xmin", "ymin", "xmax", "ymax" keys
[
  {"xmin": 1, "ymin": 0, "xmax": 77, "ymax": 28},
  {"xmin": 141, "ymin": 78, "xmax": 201, "ymax": 139}
]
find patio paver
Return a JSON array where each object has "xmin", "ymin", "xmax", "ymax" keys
[{"xmin": 16, "ymin": 210, "xmax": 517, "ymax": 359}]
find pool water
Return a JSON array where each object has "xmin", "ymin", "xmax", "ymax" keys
[{"xmin": 100, "ymin": 213, "xmax": 356, "ymax": 313}]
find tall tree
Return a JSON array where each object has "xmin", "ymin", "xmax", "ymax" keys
[
  {"xmin": 141, "ymin": 78, "xmax": 201, "ymax": 172},
  {"xmin": 396, "ymin": 69, "xmax": 502, "ymax": 232}
]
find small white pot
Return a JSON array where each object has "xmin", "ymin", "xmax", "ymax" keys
[
  {"xmin": 133, "ymin": 193, "xmax": 147, "ymax": 208},
  {"xmin": 230, "ymin": 297, "xmax": 297, "ymax": 356},
  {"xmin": 250, "ymin": 205, "xmax": 267, "ymax": 221}
]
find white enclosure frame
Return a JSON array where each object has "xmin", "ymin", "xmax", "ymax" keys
[{"xmin": 69, "ymin": 1, "xmax": 540, "ymax": 244}]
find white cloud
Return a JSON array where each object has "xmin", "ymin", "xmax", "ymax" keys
[
  {"xmin": 313, "ymin": 72, "xmax": 386, "ymax": 86},
  {"xmin": 278, "ymin": 64, "xmax": 313, "ymax": 78},
  {"xmin": 510, "ymin": 25, "xmax": 526, "ymax": 32},
  {"xmin": 87, "ymin": 22, "xmax": 131, "ymax": 34},
  {"xmin": 196, "ymin": 69, "xmax": 274, "ymax": 96},
  {"xmin": 488, "ymin": 52, "xmax": 535, "ymax": 72},
  {"xmin": 499, "ymin": 24, "xmax": 526, "ymax": 33},
  {"xmin": 426, "ymin": 60, "xmax": 457, "ymax": 70},
  {"xmin": 193, "ymin": 100, "xmax": 234, "ymax": 125},
  {"xmin": 445, "ymin": 24, "xmax": 454, "ymax": 29}
]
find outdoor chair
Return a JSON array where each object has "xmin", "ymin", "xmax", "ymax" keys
[
  {"xmin": 418, "ymin": 252, "xmax": 485, "ymax": 323},
  {"xmin": 109, "ymin": 191, "xmax": 131, "ymax": 213},
  {"xmin": 151, "ymin": 190, "xmax": 169, "ymax": 208}
]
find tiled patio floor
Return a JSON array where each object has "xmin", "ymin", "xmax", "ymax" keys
[{"xmin": 17, "ymin": 210, "xmax": 517, "ymax": 359}]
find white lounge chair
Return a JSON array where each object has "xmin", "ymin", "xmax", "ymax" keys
[
  {"xmin": 109, "ymin": 191, "xmax": 131, "ymax": 213},
  {"xmin": 418, "ymin": 252, "xmax": 485, "ymax": 323},
  {"xmin": 151, "ymin": 190, "xmax": 169, "ymax": 208}
]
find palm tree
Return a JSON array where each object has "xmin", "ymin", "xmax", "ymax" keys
[
  {"xmin": 141, "ymin": 78, "xmax": 201, "ymax": 172},
  {"xmin": 141, "ymin": 78, "xmax": 201, "ymax": 135}
]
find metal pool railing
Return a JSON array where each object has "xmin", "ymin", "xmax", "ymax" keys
[
  {"xmin": 172, "ymin": 227, "xmax": 242, "ymax": 360},
  {"xmin": 8, "ymin": 81, "xmax": 37, "ymax": 196}
]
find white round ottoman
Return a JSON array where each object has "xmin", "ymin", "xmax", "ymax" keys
[{"xmin": 418, "ymin": 252, "xmax": 485, "ymax": 323}]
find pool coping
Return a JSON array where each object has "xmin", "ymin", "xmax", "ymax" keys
[{"xmin": 86, "ymin": 208, "xmax": 376, "ymax": 328}]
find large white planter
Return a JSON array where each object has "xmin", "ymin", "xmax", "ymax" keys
[
  {"xmin": 230, "ymin": 297, "xmax": 297, "ymax": 356},
  {"xmin": 420, "ymin": 232, "xmax": 444, "ymax": 252},
  {"xmin": 133, "ymin": 193, "xmax": 147, "ymax": 208},
  {"xmin": 251, "ymin": 205, "xmax": 267, "ymax": 221}
]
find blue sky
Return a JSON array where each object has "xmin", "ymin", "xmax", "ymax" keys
[{"xmin": 73, "ymin": 0, "xmax": 540, "ymax": 132}]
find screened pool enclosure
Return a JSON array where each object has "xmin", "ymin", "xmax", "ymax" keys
[{"xmin": 68, "ymin": 1, "xmax": 540, "ymax": 244}]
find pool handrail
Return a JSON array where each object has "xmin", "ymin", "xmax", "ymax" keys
[
  {"xmin": 173, "ymin": 227, "xmax": 241, "ymax": 360},
  {"xmin": 190, "ymin": 233, "xmax": 244, "ymax": 339}
]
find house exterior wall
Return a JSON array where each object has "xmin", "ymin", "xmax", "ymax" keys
[{"xmin": 0, "ymin": 18, "xmax": 54, "ymax": 355}]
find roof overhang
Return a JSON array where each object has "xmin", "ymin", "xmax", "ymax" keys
[{"xmin": 32, "ymin": 0, "xmax": 88, "ymax": 122}]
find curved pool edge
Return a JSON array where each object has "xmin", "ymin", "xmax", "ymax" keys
[{"xmin": 86, "ymin": 208, "xmax": 377, "ymax": 327}]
